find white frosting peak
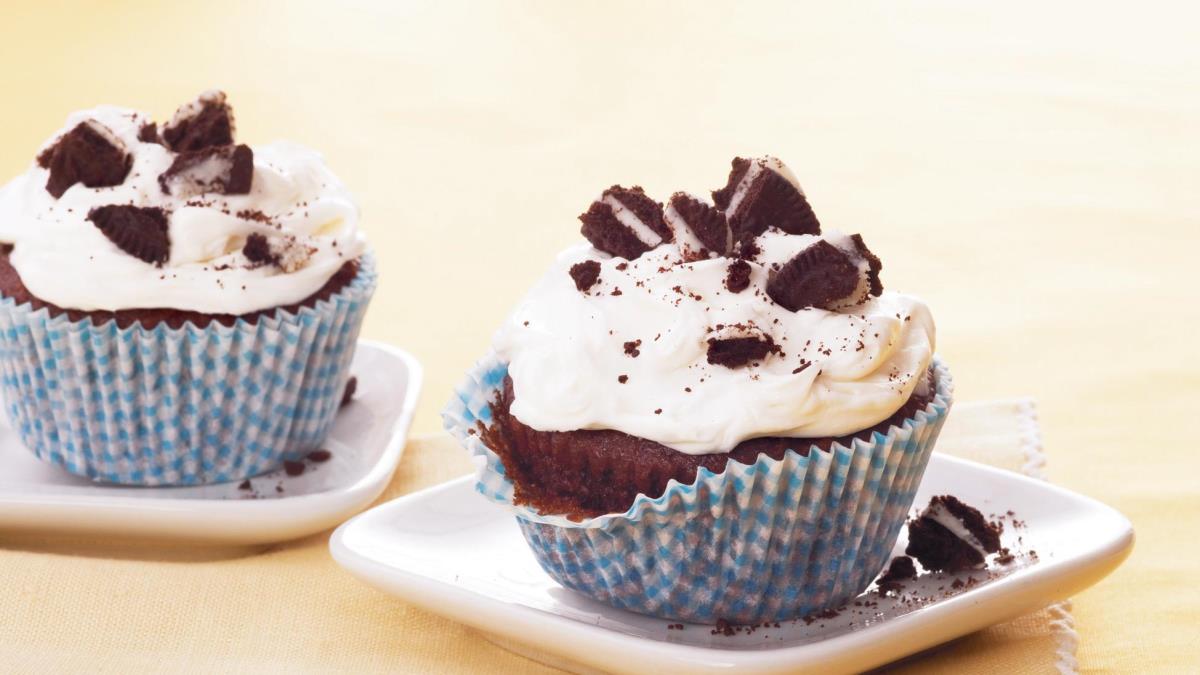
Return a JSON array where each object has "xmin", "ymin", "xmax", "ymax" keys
[
  {"xmin": 493, "ymin": 229, "xmax": 935, "ymax": 455},
  {"xmin": 0, "ymin": 105, "xmax": 365, "ymax": 314}
]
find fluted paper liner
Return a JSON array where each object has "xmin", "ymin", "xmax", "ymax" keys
[
  {"xmin": 0, "ymin": 254, "xmax": 376, "ymax": 486},
  {"xmin": 445, "ymin": 351, "xmax": 952, "ymax": 623}
]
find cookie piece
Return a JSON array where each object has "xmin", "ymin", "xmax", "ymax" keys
[
  {"xmin": 242, "ymin": 233, "xmax": 312, "ymax": 272},
  {"xmin": 766, "ymin": 240, "xmax": 861, "ymax": 311},
  {"xmin": 137, "ymin": 122, "xmax": 161, "ymax": 144},
  {"xmin": 664, "ymin": 192, "xmax": 731, "ymax": 260},
  {"xmin": 905, "ymin": 495, "xmax": 1003, "ymax": 573},
  {"xmin": 813, "ymin": 232, "xmax": 885, "ymax": 308},
  {"xmin": 242, "ymin": 233, "xmax": 278, "ymax": 266},
  {"xmin": 848, "ymin": 233, "xmax": 883, "ymax": 297},
  {"xmin": 725, "ymin": 259, "xmax": 751, "ymax": 293},
  {"xmin": 568, "ymin": 260, "xmax": 601, "ymax": 292},
  {"xmin": 579, "ymin": 185, "xmax": 669, "ymax": 260},
  {"xmin": 38, "ymin": 120, "xmax": 132, "ymax": 198},
  {"xmin": 706, "ymin": 334, "xmax": 778, "ymax": 368},
  {"xmin": 88, "ymin": 205, "xmax": 170, "ymax": 265},
  {"xmin": 159, "ymin": 144, "xmax": 253, "ymax": 197},
  {"xmin": 162, "ymin": 90, "xmax": 236, "ymax": 152},
  {"xmin": 712, "ymin": 157, "xmax": 820, "ymax": 243},
  {"xmin": 875, "ymin": 555, "xmax": 917, "ymax": 593}
]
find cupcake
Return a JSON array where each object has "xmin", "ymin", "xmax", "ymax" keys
[
  {"xmin": 0, "ymin": 91, "xmax": 374, "ymax": 485},
  {"xmin": 446, "ymin": 157, "xmax": 951, "ymax": 623}
]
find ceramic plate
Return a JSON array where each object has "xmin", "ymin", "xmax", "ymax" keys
[
  {"xmin": 331, "ymin": 453, "xmax": 1133, "ymax": 674},
  {"xmin": 0, "ymin": 340, "xmax": 422, "ymax": 545}
]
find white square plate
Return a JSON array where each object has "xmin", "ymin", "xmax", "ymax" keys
[
  {"xmin": 0, "ymin": 340, "xmax": 422, "ymax": 546},
  {"xmin": 331, "ymin": 453, "xmax": 1133, "ymax": 674}
]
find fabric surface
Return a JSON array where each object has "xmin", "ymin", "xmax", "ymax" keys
[
  {"xmin": 1, "ymin": 1, "xmax": 1197, "ymax": 671},
  {"xmin": 0, "ymin": 402, "xmax": 1069, "ymax": 674}
]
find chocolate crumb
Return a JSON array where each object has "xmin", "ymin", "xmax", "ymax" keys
[
  {"xmin": 306, "ymin": 449, "xmax": 332, "ymax": 463},
  {"xmin": 876, "ymin": 555, "xmax": 917, "ymax": 592},
  {"xmin": 243, "ymin": 233, "xmax": 278, "ymax": 266},
  {"xmin": 237, "ymin": 480, "xmax": 252, "ymax": 491},
  {"xmin": 283, "ymin": 460, "xmax": 306, "ymax": 477},
  {"xmin": 712, "ymin": 619, "xmax": 736, "ymax": 636},
  {"xmin": 623, "ymin": 339, "xmax": 642, "ymax": 357},
  {"xmin": 340, "ymin": 376, "xmax": 358, "ymax": 407},
  {"xmin": 618, "ymin": 374, "xmax": 628, "ymax": 384},
  {"xmin": 725, "ymin": 259, "xmax": 751, "ymax": 293},
  {"xmin": 707, "ymin": 335, "xmax": 778, "ymax": 368},
  {"xmin": 568, "ymin": 260, "xmax": 601, "ymax": 292},
  {"xmin": 137, "ymin": 122, "xmax": 161, "ymax": 144}
]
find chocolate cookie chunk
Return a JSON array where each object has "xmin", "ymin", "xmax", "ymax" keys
[
  {"xmin": 38, "ymin": 121, "xmax": 132, "ymax": 198},
  {"xmin": 766, "ymin": 240, "xmax": 860, "ymax": 311},
  {"xmin": 905, "ymin": 495, "xmax": 1003, "ymax": 573},
  {"xmin": 707, "ymin": 335, "xmax": 778, "ymax": 368},
  {"xmin": 162, "ymin": 91, "xmax": 236, "ymax": 152},
  {"xmin": 88, "ymin": 205, "xmax": 170, "ymax": 265},
  {"xmin": 242, "ymin": 233, "xmax": 278, "ymax": 266},
  {"xmin": 725, "ymin": 259, "xmax": 751, "ymax": 293},
  {"xmin": 712, "ymin": 157, "xmax": 820, "ymax": 242},
  {"xmin": 579, "ymin": 185, "xmax": 669, "ymax": 260},
  {"xmin": 568, "ymin": 260, "xmax": 601, "ymax": 292},
  {"xmin": 159, "ymin": 144, "xmax": 253, "ymax": 197},
  {"xmin": 875, "ymin": 555, "xmax": 917, "ymax": 593},
  {"xmin": 665, "ymin": 192, "xmax": 731, "ymax": 260}
]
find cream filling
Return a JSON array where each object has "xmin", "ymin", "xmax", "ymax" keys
[
  {"xmin": 926, "ymin": 503, "xmax": 991, "ymax": 558},
  {"xmin": 602, "ymin": 194, "xmax": 662, "ymax": 248}
]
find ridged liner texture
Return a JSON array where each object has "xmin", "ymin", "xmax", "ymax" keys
[
  {"xmin": 445, "ymin": 351, "xmax": 953, "ymax": 623},
  {"xmin": 0, "ymin": 253, "xmax": 376, "ymax": 486}
]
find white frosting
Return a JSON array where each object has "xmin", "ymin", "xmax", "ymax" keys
[
  {"xmin": 493, "ymin": 228, "xmax": 936, "ymax": 454},
  {"xmin": 926, "ymin": 502, "xmax": 990, "ymax": 558},
  {"xmin": 0, "ymin": 105, "xmax": 365, "ymax": 314}
]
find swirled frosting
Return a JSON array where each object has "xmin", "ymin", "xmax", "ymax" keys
[
  {"xmin": 0, "ymin": 96, "xmax": 365, "ymax": 314},
  {"xmin": 492, "ymin": 158, "xmax": 935, "ymax": 455}
]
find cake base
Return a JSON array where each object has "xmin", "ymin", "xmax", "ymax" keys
[{"xmin": 481, "ymin": 369, "xmax": 935, "ymax": 519}]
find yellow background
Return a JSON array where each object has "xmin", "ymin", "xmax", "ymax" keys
[{"xmin": 1, "ymin": 1, "xmax": 1197, "ymax": 671}]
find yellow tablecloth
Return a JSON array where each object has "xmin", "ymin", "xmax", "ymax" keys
[{"xmin": 1, "ymin": 1, "xmax": 1197, "ymax": 671}]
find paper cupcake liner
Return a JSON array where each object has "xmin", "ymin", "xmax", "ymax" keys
[
  {"xmin": 444, "ymin": 352, "xmax": 952, "ymax": 623},
  {"xmin": 0, "ymin": 254, "xmax": 377, "ymax": 486}
]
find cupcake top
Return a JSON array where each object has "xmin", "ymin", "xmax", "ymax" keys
[
  {"xmin": 0, "ymin": 91, "xmax": 365, "ymax": 314},
  {"xmin": 493, "ymin": 157, "xmax": 935, "ymax": 454}
]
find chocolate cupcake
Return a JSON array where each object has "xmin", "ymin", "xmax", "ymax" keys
[
  {"xmin": 0, "ymin": 91, "xmax": 375, "ymax": 485},
  {"xmin": 447, "ymin": 156, "xmax": 951, "ymax": 624}
]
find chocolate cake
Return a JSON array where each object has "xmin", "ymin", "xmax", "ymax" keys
[
  {"xmin": 481, "ymin": 367, "xmax": 935, "ymax": 519},
  {"xmin": 905, "ymin": 495, "xmax": 1003, "ymax": 572}
]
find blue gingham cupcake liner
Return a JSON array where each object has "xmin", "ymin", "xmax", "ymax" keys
[
  {"xmin": 444, "ymin": 352, "xmax": 952, "ymax": 624},
  {"xmin": 0, "ymin": 253, "xmax": 376, "ymax": 486}
]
